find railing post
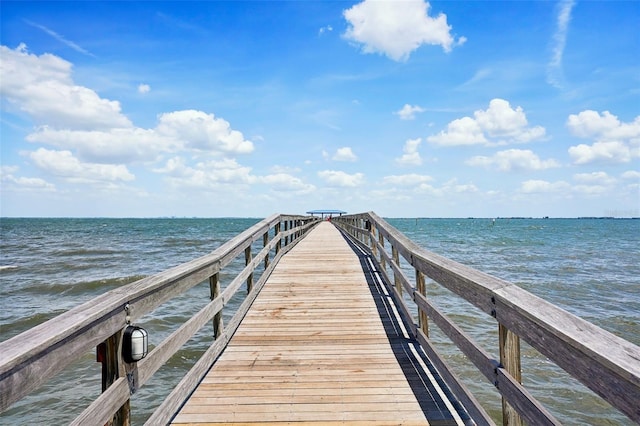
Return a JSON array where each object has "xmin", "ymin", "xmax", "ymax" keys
[
  {"xmin": 97, "ymin": 331, "xmax": 130, "ymax": 426},
  {"xmin": 499, "ymin": 323, "xmax": 523, "ymax": 426},
  {"xmin": 416, "ymin": 270, "xmax": 429, "ymax": 337},
  {"xmin": 263, "ymin": 231, "xmax": 270, "ymax": 269},
  {"xmin": 245, "ymin": 246, "xmax": 253, "ymax": 293},
  {"xmin": 209, "ymin": 273, "xmax": 223, "ymax": 339},
  {"xmin": 370, "ymin": 225, "xmax": 378, "ymax": 259},
  {"xmin": 275, "ymin": 223, "xmax": 281, "ymax": 255},
  {"xmin": 284, "ymin": 220, "xmax": 289, "ymax": 246},
  {"xmin": 378, "ymin": 233, "xmax": 386, "ymax": 271},
  {"xmin": 392, "ymin": 245, "xmax": 402, "ymax": 296}
]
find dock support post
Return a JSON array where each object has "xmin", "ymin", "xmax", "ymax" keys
[
  {"xmin": 499, "ymin": 323, "xmax": 523, "ymax": 426},
  {"xmin": 98, "ymin": 332, "xmax": 130, "ymax": 426},
  {"xmin": 210, "ymin": 273, "xmax": 223, "ymax": 339},
  {"xmin": 245, "ymin": 246, "xmax": 253, "ymax": 293},
  {"xmin": 416, "ymin": 270, "xmax": 429, "ymax": 337}
]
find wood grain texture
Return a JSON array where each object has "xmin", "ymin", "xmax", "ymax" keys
[{"xmin": 171, "ymin": 222, "xmax": 466, "ymax": 426}]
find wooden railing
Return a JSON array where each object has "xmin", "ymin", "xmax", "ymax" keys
[
  {"xmin": 333, "ymin": 212, "xmax": 640, "ymax": 426},
  {"xmin": 0, "ymin": 214, "xmax": 319, "ymax": 425}
]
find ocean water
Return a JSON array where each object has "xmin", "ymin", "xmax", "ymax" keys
[{"xmin": 0, "ymin": 217, "xmax": 638, "ymax": 425}]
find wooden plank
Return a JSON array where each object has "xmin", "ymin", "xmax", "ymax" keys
[{"xmin": 171, "ymin": 222, "xmax": 465, "ymax": 425}]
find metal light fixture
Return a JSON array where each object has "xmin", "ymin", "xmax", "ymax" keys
[{"xmin": 122, "ymin": 325, "xmax": 148, "ymax": 363}]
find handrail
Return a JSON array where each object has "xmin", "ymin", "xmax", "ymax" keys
[
  {"xmin": 0, "ymin": 214, "xmax": 319, "ymax": 424},
  {"xmin": 333, "ymin": 212, "xmax": 640, "ymax": 425}
]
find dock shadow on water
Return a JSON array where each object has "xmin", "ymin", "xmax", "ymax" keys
[{"xmin": 341, "ymin": 233, "xmax": 470, "ymax": 426}]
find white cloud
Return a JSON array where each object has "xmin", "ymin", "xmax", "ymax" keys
[
  {"xmin": 395, "ymin": 138, "xmax": 423, "ymax": 166},
  {"xmin": 157, "ymin": 157, "xmax": 256, "ymax": 189},
  {"xmin": 26, "ymin": 126, "xmax": 168, "ymax": 164},
  {"xmin": 319, "ymin": 25, "xmax": 333, "ymax": 35},
  {"xmin": 25, "ymin": 110, "xmax": 253, "ymax": 164},
  {"xmin": 442, "ymin": 178, "xmax": 478, "ymax": 193},
  {"xmin": 4, "ymin": 45, "xmax": 253, "ymax": 169},
  {"xmin": 154, "ymin": 158, "xmax": 316, "ymax": 194},
  {"xmin": 520, "ymin": 179, "xmax": 571, "ymax": 193},
  {"xmin": 568, "ymin": 141, "xmax": 637, "ymax": 165},
  {"xmin": 428, "ymin": 116, "xmax": 487, "ymax": 146},
  {"xmin": 383, "ymin": 173, "xmax": 433, "ymax": 186},
  {"xmin": 573, "ymin": 171, "xmax": 616, "ymax": 185},
  {"xmin": 28, "ymin": 148, "xmax": 135, "ymax": 183},
  {"xmin": 395, "ymin": 104, "xmax": 425, "ymax": 120},
  {"xmin": 566, "ymin": 110, "xmax": 640, "ymax": 164},
  {"xmin": 260, "ymin": 173, "xmax": 316, "ymax": 194},
  {"xmin": 318, "ymin": 170, "xmax": 365, "ymax": 187},
  {"xmin": 621, "ymin": 170, "xmax": 640, "ymax": 180},
  {"xmin": 0, "ymin": 166, "xmax": 56, "ymax": 191},
  {"xmin": 427, "ymin": 99, "xmax": 545, "ymax": 146},
  {"xmin": 0, "ymin": 44, "xmax": 131, "ymax": 130},
  {"xmin": 24, "ymin": 21, "xmax": 94, "ymax": 57},
  {"xmin": 332, "ymin": 147, "xmax": 358, "ymax": 162},
  {"xmin": 156, "ymin": 110, "xmax": 254, "ymax": 154},
  {"xmin": 466, "ymin": 149, "xmax": 560, "ymax": 171},
  {"xmin": 567, "ymin": 110, "xmax": 640, "ymax": 140},
  {"xmin": 547, "ymin": 0, "xmax": 576, "ymax": 88},
  {"xmin": 270, "ymin": 165, "xmax": 301, "ymax": 174},
  {"xmin": 342, "ymin": 0, "xmax": 463, "ymax": 61},
  {"xmin": 138, "ymin": 84, "xmax": 151, "ymax": 94}
]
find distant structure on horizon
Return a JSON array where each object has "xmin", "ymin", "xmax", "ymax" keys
[{"xmin": 306, "ymin": 209, "xmax": 347, "ymax": 219}]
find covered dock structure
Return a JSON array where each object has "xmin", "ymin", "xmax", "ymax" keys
[{"xmin": 305, "ymin": 209, "xmax": 347, "ymax": 219}]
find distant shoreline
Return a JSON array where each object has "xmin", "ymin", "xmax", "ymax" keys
[{"xmin": 1, "ymin": 216, "xmax": 638, "ymax": 220}]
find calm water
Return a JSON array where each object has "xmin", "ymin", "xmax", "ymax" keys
[{"xmin": 0, "ymin": 217, "xmax": 638, "ymax": 425}]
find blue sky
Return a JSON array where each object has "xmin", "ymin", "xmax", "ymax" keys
[{"xmin": 1, "ymin": 1, "xmax": 638, "ymax": 217}]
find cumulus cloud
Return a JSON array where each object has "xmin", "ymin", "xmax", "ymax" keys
[
  {"xmin": 395, "ymin": 104, "xmax": 425, "ymax": 120},
  {"xmin": 156, "ymin": 110, "xmax": 254, "ymax": 154},
  {"xmin": 332, "ymin": 147, "xmax": 358, "ymax": 162},
  {"xmin": 2, "ymin": 44, "xmax": 253, "ymax": 170},
  {"xmin": 0, "ymin": 166, "xmax": 56, "ymax": 191},
  {"xmin": 1, "ymin": 44, "xmax": 131, "ymax": 130},
  {"xmin": 138, "ymin": 84, "xmax": 151, "ymax": 94},
  {"xmin": 318, "ymin": 170, "xmax": 365, "ymax": 187},
  {"xmin": 260, "ymin": 173, "xmax": 316, "ymax": 194},
  {"xmin": 427, "ymin": 99, "xmax": 545, "ymax": 146},
  {"xmin": 26, "ymin": 126, "xmax": 169, "ymax": 164},
  {"xmin": 466, "ymin": 149, "xmax": 560, "ymax": 171},
  {"xmin": 567, "ymin": 110, "xmax": 640, "ymax": 164},
  {"xmin": 156, "ymin": 156, "xmax": 256, "ymax": 189},
  {"xmin": 395, "ymin": 138, "xmax": 423, "ymax": 166},
  {"xmin": 342, "ymin": 0, "xmax": 464, "ymax": 61},
  {"xmin": 568, "ymin": 141, "xmax": 637, "ymax": 164},
  {"xmin": 28, "ymin": 148, "xmax": 134, "ymax": 183}
]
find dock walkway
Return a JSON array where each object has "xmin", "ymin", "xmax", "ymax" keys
[{"xmin": 172, "ymin": 221, "xmax": 467, "ymax": 425}]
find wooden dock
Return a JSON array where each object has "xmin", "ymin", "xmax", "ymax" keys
[
  {"xmin": 172, "ymin": 222, "xmax": 466, "ymax": 425},
  {"xmin": 2, "ymin": 212, "xmax": 638, "ymax": 426}
]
